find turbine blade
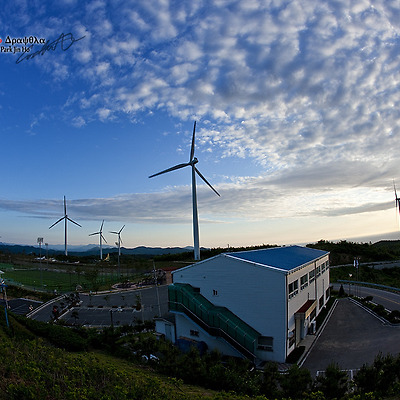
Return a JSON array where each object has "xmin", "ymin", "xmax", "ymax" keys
[
  {"xmin": 100, "ymin": 220, "xmax": 104, "ymax": 231},
  {"xmin": 49, "ymin": 217, "xmax": 65, "ymax": 229},
  {"xmin": 195, "ymin": 167, "xmax": 220, "ymax": 197},
  {"xmin": 190, "ymin": 121, "xmax": 196, "ymax": 162},
  {"xmin": 394, "ymin": 180, "xmax": 398, "ymax": 200},
  {"xmin": 101, "ymin": 233, "xmax": 107, "ymax": 243},
  {"xmin": 89, "ymin": 232, "xmax": 100, "ymax": 236},
  {"xmin": 67, "ymin": 217, "xmax": 82, "ymax": 227},
  {"xmin": 149, "ymin": 162, "xmax": 190, "ymax": 178},
  {"xmin": 119, "ymin": 225, "xmax": 125, "ymax": 233},
  {"xmin": 110, "ymin": 231, "xmax": 118, "ymax": 234},
  {"xmin": 64, "ymin": 196, "xmax": 67, "ymax": 216}
]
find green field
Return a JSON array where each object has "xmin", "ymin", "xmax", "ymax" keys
[{"xmin": 0, "ymin": 262, "xmax": 139, "ymax": 293}]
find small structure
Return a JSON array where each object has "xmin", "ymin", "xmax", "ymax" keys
[{"xmin": 157, "ymin": 245, "xmax": 330, "ymax": 363}]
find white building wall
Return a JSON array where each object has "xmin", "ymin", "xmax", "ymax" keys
[
  {"xmin": 173, "ymin": 255, "xmax": 287, "ymax": 362},
  {"xmin": 286, "ymin": 255, "xmax": 330, "ymax": 355},
  {"xmin": 174, "ymin": 313, "xmax": 244, "ymax": 358},
  {"xmin": 155, "ymin": 319, "xmax": 176, "ymax": 342}
]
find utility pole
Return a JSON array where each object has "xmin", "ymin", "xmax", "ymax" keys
[{"xmin": 37, "ymin": 237, "xmax": 44, "ymax": 287}]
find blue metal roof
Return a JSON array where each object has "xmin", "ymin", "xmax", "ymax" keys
[{"xmin": 226, "ymin": 245, "xmax": 328, "ymax": 272}]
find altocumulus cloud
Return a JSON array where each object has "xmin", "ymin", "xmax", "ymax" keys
[{"xmin": 2, "ymin": 0, "xmax": 400, "ymax": 229}]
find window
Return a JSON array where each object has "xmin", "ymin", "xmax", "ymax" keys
[
  {"xmin": 258, "ymin": 336, "xmax": 273, "ymax": 351},
  {"xmin": 316, "ymin": 265, "xmax": 321, "ymax": 278},
  {"xmin": 321, "ymin": 261, "xmax": 326, "ymax": 274},
  {"xmin": 319, "ymin": 295, "xmax": 324, "ymax": 309},
  {"xmin": 190, "ymin": 329, "xmax": 199, "ymax": 337},
  {"xmin": 309, "ymin": 269, "xmax": 315, "ymax": 283},
  {"xmin": 300, "ymin": 273, "xmax": 308, "ymax": 290},
  {"xmin": 326, "ymin": 287, "xmax": 330, "ymax": 300},
  {"xmin": 288, "ymin": 330, "xmax": 295, "ymax": 348},
  {"xmin": 288, "ymin": 280, "xmax": 299, "ymax": 299},
  {"xmin": 212, "ymin": 289, "xmax": 218, "ymax": 296}
]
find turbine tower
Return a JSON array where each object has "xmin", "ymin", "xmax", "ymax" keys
[
  {"xmin": 110, "ymin": 225, "xmax": 125, "ymax": 277},
  {"xmin": 49, "ymin": 196, "xmax": 81, "ymax": 256},
  {"xmin": 149, "ymin": 121, "xmax": 220, "ymax": 261},
  {"xmin": 89, "ymin": 220, "xmax": 107, "ymax": 260}
]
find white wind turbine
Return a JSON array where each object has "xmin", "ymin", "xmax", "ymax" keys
[
  {"xmin": 89, "ymin": 220, "xmax": 107, "ymax": 260},
  {"xmin": 149, "ymin": 121, "xmax": 220, "ymax": 261},
  {"xmin": 110, "ymin": 225, "xmax": 125, "ymax": 276},
  {"xmin": 49, "ymin": 196, "xmax": 81, "ymax": 256},
  {"xmin": 394, "ymin": 181, "xmax": 400, "ymax": 225}
]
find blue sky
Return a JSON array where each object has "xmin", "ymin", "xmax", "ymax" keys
[{"xmin": 1, "ymin": 0, "xmax": 400, "ymax": 250}]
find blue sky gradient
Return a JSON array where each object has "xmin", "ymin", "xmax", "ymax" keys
[{"xmin": 1, "ymin": 0, "xmax": 400, "ymax": 249}]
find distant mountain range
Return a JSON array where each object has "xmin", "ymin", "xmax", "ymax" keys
[{"xmin": 0, "ymin": 242, "xmax": 195, "ymax": 257}]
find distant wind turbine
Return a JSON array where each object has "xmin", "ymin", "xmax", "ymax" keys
[
  {"xmin": 394, "ymin": 180, "xmax": 400, "ymax": 221},
  {"xmin": 149, "ymin": 121, "xmax": 220, "ymax": 261},
  {"xmin": 49, "ymin": 196, "xmax": 81, "ymax": 256},
  {"xmin": 89, "ymin": 220, "xmax": 107, "ymax": 260},
  {"xmin": 110, "ymin": 225, "xmax": 125, "ymax": 276}
]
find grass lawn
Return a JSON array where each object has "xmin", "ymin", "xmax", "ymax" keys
[{"xmin": 0, "ymin": 262, "xmax": 128, "ymax": 293}]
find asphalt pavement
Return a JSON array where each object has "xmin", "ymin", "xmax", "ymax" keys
[
  {"xmin": 300, "ymin": 298, "xmax": 400, "ymax": 377},
  {"xmin": 29, "ymin": 285, "xmax": 169, "ymax": 325}
]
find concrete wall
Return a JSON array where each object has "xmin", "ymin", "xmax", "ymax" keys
[
  {"xmin": 174, "ymin": 313, "xmax": 244, "ymax": 358},
  {"xmin": 173, "ymin": 254, "xmax": 287, "ymax": 362}
]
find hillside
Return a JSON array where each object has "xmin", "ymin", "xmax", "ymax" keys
[
  {"xmin": 307, "ymin": 239, "xmax": 400, "ymax": 265},
  {"xmin": 0, "ymin": 313, "xmax": 248, "ymax": 400},
  {"xmin": 0, "ymin": 243, "xmax": 196, "ymax": 257}
]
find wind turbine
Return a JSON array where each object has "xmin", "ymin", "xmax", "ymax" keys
[
  {"xmin": 110, "ymin": 225, "xmax": 125, "ymax": 277},
  {"xmin": 149, "ymin": 121, "xmax": 220, "ymax": 261},
  {"xmin": 49, "ymin": 196, "xmax": 81, "ymax": 256},
  {"xmin": 89, "ymin": 220, "xmax": 107, "ymax": 260},
  {"xmin": 394, "ymin": 180, "xmax": 400, "ymax": 222}
]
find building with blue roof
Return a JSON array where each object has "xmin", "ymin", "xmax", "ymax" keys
[{"xmin": 157, "ymin": 245, "xmax": 330, "ymax": 364}]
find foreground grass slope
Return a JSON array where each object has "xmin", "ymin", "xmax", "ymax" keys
[{"xmin": 0, "ymin": 315, "xmax": 250, "ymax": 400}]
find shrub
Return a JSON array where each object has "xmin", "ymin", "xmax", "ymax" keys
[
  {"xmin": 280, "ymin": 364, "xmax": 312, "ymax": 399},
  {"xmin": 13, "ymin": 315, "xmax": 87, "ymax": 351},
  {"xmin": 314, "ymin": 363, "xmax": 348, "ymax": 399}
]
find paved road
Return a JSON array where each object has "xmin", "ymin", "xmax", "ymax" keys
[
  {"xmin": 302, "ymin": 298, "xmax": 400, "ymax": 377},
  {"xmin": 332, "ymin": 282, "xmax": 400, "ymax": 311},
  {"xmin": 30, "ymin": 285, "xmax": 169, "ymax": 325}
]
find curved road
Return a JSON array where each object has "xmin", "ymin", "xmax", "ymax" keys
[{"xmin": 332, "ymin": 282, "xmax": 400, "ymax": 312}]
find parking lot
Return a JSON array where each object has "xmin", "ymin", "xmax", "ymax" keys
[
  {"xmin": 30, "ymin": 285, "xmax": 169, "ymax": 326},
  {"xmin": 301, "ymin": 298, "xmax": 400, "ymax": 377}
]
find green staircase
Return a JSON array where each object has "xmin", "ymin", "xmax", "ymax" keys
[{"xmin": 169, "ymin": 283, "xmax": 260, "ymax": 361}]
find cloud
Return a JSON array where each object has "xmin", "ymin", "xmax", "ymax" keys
[
  {"xmin": 0, "ymin": 172, "xmax": 395, "ymax": 228},
  {"xmin": 5, "ymin": 0, "xmax": 400, "ymax": 230}
]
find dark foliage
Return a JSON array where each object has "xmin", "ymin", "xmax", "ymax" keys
[
  {"xmin": 354, "ymin": 352, "xmax": 400, "ymax": 397},
  {"xmin": 308, "ymin": 239, "xmax": 400, "ymax": 265},
  {"xmin": 314, "ymin": 363, "xmax": 349, "ymax": 399}
]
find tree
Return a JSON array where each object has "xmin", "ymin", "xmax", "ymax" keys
[
  {"xmin": 280, "ymin": 364, "xmax": 312, "ymax": 399},
  {"xmin": 315, "ymin": 363, "xmax": 348, "ymax": 399},
  {"xmin": 71, "ymin": 310, "xmax": 79, "ymax": 325},
  {"xmin": 354, "ymin": 353, "xmax": 400, "ymax": 396},
  {"xmin": 260, "ymin": 361, "xmax": 280, "ymax": 399}
]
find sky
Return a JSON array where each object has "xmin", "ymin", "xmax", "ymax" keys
[{"xmin": 1, "ymin": 0, "xmax": 400, "ymax": 251}]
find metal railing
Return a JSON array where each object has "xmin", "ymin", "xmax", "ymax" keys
[{"xmin": 169, "ymin": 283, "xmax": 259, "ymax": 359}]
